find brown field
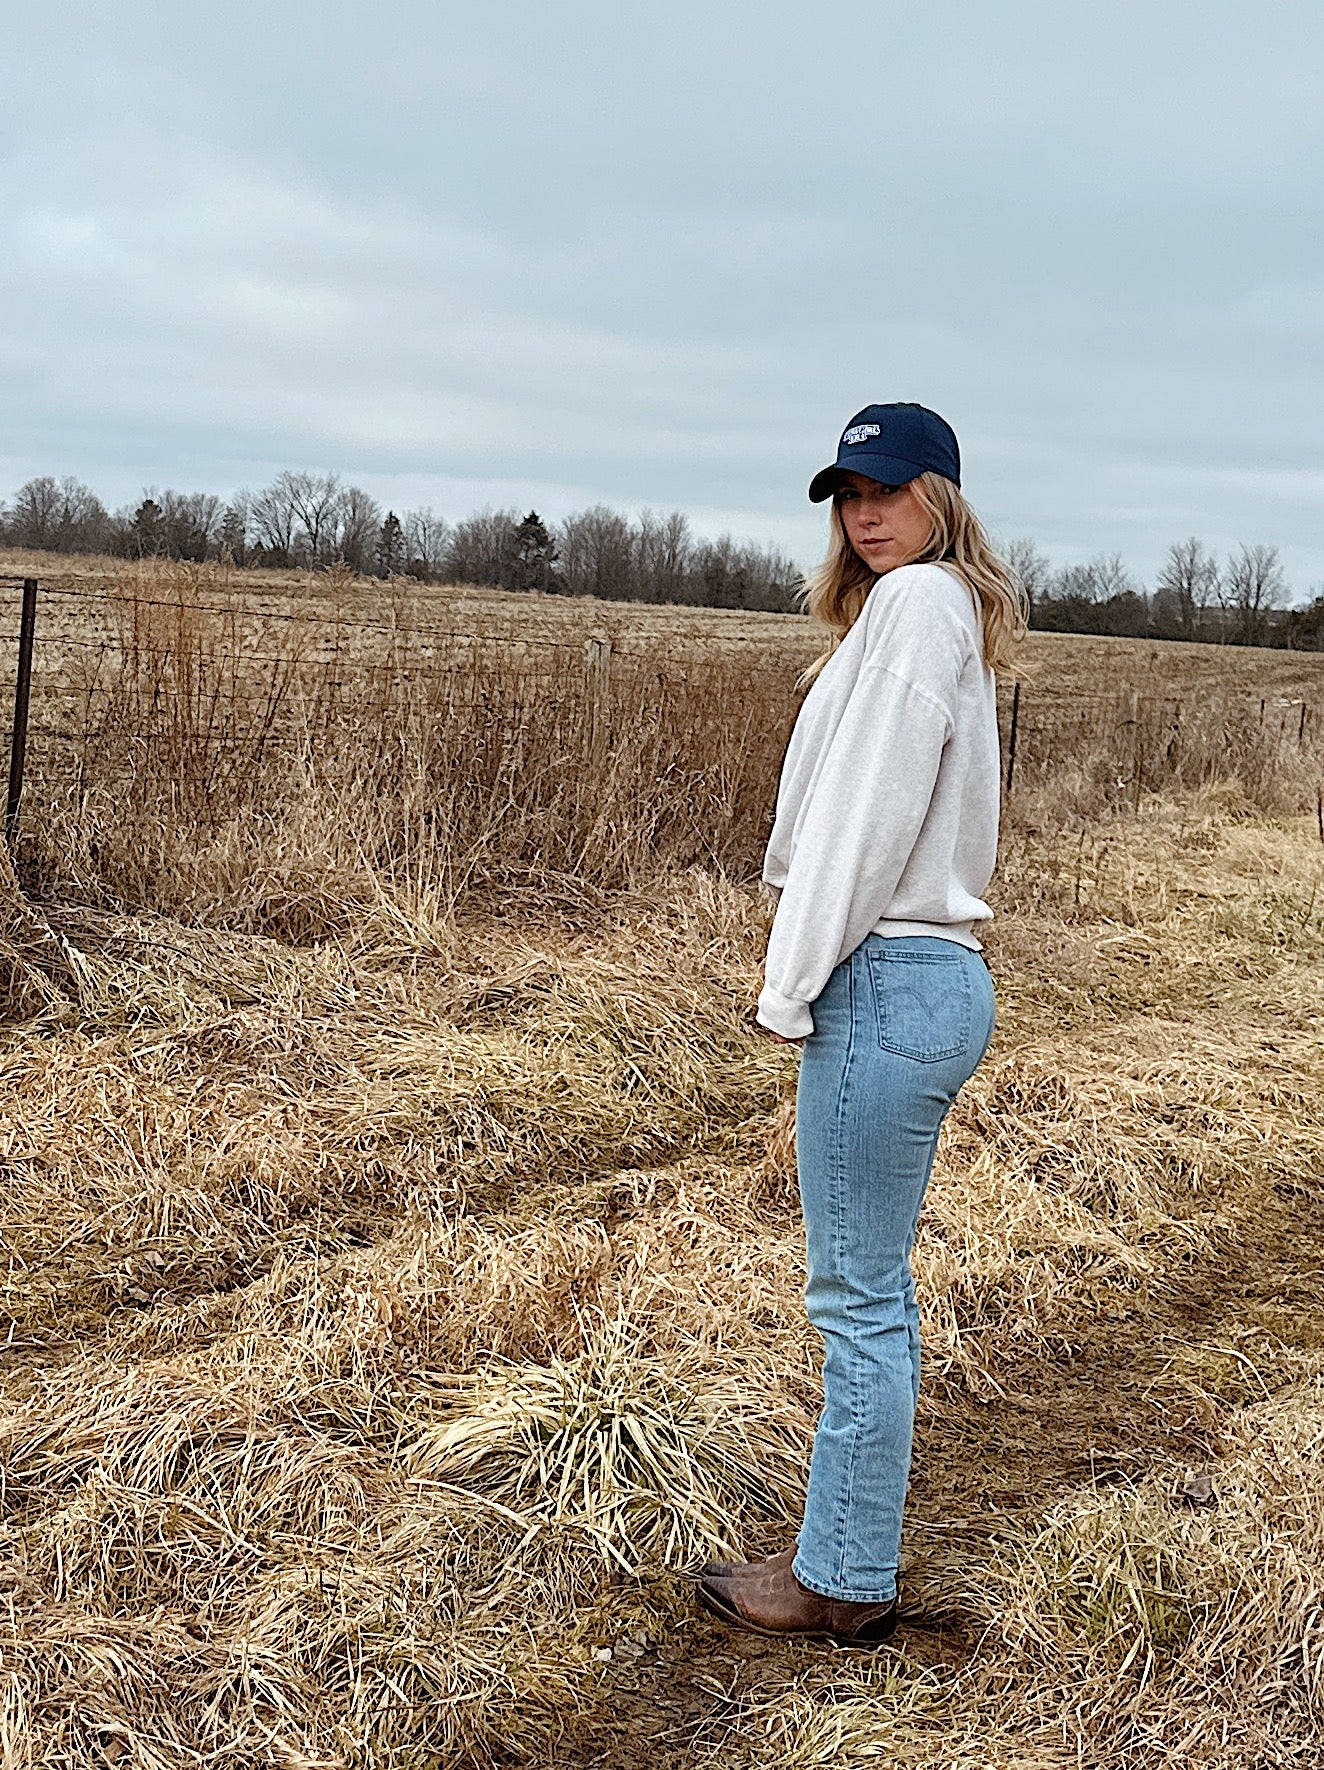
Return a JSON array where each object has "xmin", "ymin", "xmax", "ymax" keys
[{"xmin": 1, "ymin": 550, "xmax": 1323, "ymax": 1768}]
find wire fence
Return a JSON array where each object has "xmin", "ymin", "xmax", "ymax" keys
[{"xmin": 4, "ymin": 573, "xmax": 1323, "ymax": 850}]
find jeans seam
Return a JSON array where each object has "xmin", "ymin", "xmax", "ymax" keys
[
  {"xmin": 824, "ymin": 954, "xmax": 859, "ymax": 1586},
  {"xmin": 835, "ymin": 1322, "xmax": 864, "ymax": 1588},
  {"xmin": 830, "ymin": 955, "xmax": 858, "ymax": 1291}
]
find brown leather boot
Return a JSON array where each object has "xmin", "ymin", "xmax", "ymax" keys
[
  {"xmin": 695, "ymin": 1554, "xmax": 899, "ymax": 1647},
  {"xmin": 697, "ymin": 1545, "xmax": 796, "ymax": 1581}
]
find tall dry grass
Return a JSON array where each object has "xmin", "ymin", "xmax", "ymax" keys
[
  {"xmin": 21, "ymin": 563, "xmax": 799, "ymax": 934},
  {"xmin": 14, "ymin": 560, "xmax": 1324, "ymax": 938},
  {"xmin": 0, "ymin": 559, "xmax": 1322, "ymax": 1767}
]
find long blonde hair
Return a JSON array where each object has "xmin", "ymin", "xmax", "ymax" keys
[{"xmin": 796, "ymin": 471, "xmax": 1028, "ymax": 685}]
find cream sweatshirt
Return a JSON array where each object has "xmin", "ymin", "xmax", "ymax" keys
[{"xmin": 756, "ymin": 561, "xmax": 1001, "ymax": 1040}]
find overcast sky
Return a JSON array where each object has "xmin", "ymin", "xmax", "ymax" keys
[{"xmin": 4, "ymin": 1, "xmax": 1322, "ymax": 590}]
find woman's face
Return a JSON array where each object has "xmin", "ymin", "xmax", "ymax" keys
[{"xmin": 835, "ymin": 471, "xmax": 933, "ymax": 574}]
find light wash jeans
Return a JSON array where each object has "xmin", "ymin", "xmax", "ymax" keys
[{"xmin": 791, "ymin": 933, "xmax": 996, "ymax": 1604}]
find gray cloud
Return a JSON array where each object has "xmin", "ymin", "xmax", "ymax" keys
[{"xmin": 3, "ymin": 0, "xmax": 1322, "ymax": 587}]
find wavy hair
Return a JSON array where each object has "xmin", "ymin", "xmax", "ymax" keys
[{"xmin": 795, "ymin": 471, "xmax": 1028, "ymax": 686}]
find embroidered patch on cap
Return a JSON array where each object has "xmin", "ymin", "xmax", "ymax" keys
[{"xmin": 843, "ymin": 424, "xmax": 882, "ymax": 445}]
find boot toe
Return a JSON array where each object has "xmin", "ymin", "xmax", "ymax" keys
[{"xmin": 694, "ymin": 1545, "xmax": 795, "ymax": 1581}]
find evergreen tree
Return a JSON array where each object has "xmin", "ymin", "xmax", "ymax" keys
[
  {"xmin": 129, "ymin": 497, "xmax": 164, "ymax": 557},
  {"xmin": 219, "ymin": 500, "xmax": 248, "ymax": 565},
  {"xmin": 512, "ymin": 510, "xmax": 558, "ymax": 591},
  {"xmin": 376, "ymin": 511, "xmax": 405, "ymax": 578},
  {"xmin": 1285, "ymin": 594, "xmax": 1324, "ymax": 651}
]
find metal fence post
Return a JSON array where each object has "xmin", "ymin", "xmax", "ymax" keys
[
  {"xmin": 6, "ymin": 578, "xmax": 38, "ymax": 845},
  {"xmin": 1004, "ymin": 680, "xmax": 1021, "ymax": 794}
]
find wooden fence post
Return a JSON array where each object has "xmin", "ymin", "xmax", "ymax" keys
[
  {"xmin": 584, "ymin": 635, "xmax": 611, "ymax": 771},
  {"xmin": 6, "ymin": 578, "xmax": 38, "ymax": 846}
]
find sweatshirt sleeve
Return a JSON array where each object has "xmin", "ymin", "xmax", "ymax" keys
[{"xmin": 755, "ymin": 659, "xmax": 954, "ymax": 1040}]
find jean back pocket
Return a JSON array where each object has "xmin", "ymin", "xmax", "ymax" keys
[{"xmin": 866, "ymin": 945, "xmax": 971, "ymax": 1062}]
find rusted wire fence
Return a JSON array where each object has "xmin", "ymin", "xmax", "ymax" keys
[{"xmin": 2, "ymin": 573, "xmax": 1322, "ymax": 929}]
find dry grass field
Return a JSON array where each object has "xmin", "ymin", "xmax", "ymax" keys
[{"xmin": 1, "ymin": 551, "xmax": 1323, "ymax": 1768}]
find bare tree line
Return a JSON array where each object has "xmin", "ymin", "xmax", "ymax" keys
[
  {"xmin": 1006, "ymin": 536, "xmax": 1324, "ymax": 649},
  {"xmin": 0, "ymin": 473, "xmax": 451, "ymax": 578},
  {"xmin": 0, "ymin": 473, "xmax": 799, "ymax": 613},
  {"xmin": 3, "ymin": 471, "xmax": 1322, "ymax": 641}
]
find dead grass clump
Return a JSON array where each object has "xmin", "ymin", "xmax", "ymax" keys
[
  {"xmin": 692, "ymin": 1658, "xmax": 1076, "ymax": 1770},
  {"xmin": 967, "ymin": 1376, "xmax": 1324, "ymax": 1764},
  {"xmin": 408, "ymin": 1321, "xmax": 806, "ymax": 1573},
  {"xmin": 0, "ymin": 1527, "xmax": 595, "ymax": 1769},
  {"xmin": 0, "ymin": 909, "xmax": 791, "ymax": 1353}
]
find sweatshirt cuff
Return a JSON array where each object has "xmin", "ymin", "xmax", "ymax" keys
[{"xmin": 756, "ymin": 984, "xmax": 814, "ymax": 1041}]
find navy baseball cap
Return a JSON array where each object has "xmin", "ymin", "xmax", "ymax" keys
[{"xmin": 809, "ymin": 402, "xmax": 961, "ymax": 502}]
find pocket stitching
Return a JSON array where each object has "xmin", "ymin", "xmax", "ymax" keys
[{"xmin": 866, "ymin": 950, "xmax": 971, "ymax": 1062}]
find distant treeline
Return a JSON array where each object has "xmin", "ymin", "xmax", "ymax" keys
[
  {"xmin": 4, "ymin": 472, "xmax": 1322, "ymax": 646},
  {"xmin": 1008, "ymin": 538, "xmax": 1324, "ymax": 651},
  {"xmin": 0, "ymin": 472, "xmax": 799, "ymax": 614}
]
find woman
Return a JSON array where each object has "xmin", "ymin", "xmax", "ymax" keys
[{"xmin": 695, "ymin": 402, "xmax": 1026, "ymax": 1647}]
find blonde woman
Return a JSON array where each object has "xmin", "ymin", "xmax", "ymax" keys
[{"xmin": 695, "ymin": 403, "xmax": 1027, "ymax": 1647}]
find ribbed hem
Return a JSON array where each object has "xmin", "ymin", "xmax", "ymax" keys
[
  {"xmin": 868, "ymin": 916, "xmax": 985, "ymax": 951},
  {"xmin": 755, "ymin": 984, "xmax": 813, "ymax": 1041}
]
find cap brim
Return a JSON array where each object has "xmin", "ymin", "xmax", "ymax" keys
[{"xmin": 808, "ymin": 453, "xmax": 927, "ymax": 503}]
